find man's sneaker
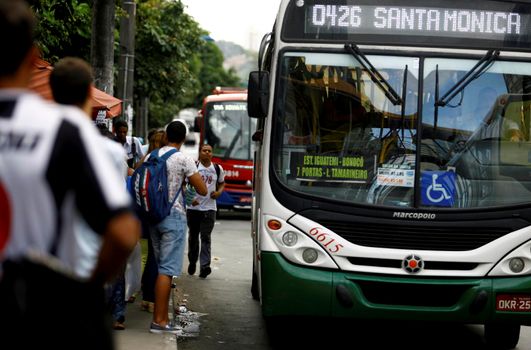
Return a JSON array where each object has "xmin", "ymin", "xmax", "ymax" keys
[
  {"xmin": 149, "ymin": 322, "xmax": 182, "ymax": 335},
  {"xmin": 187, "ymin": 263, "xmax": 196, "ymax": 275},
  {"xmin": 199, "ymin": 267, "xmax": 211, "ymax": 279}
]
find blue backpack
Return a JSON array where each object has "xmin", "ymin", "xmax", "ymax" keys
[{"xmin": 129, "ymin": 148, "xmax": 182, "ymax": 224}]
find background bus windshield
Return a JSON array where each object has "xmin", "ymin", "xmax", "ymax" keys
[{"xmin": 204, "ymin": 101, "xmax": 256, "ymax": 160}]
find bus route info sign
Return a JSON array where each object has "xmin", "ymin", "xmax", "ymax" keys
[
  {"xmin": 289, "ymin": 153, "xmax": 369, "ymax": 183},
  {"xmin": 376, "ymin": 164, "xmax": 415, "ymax": 188}
]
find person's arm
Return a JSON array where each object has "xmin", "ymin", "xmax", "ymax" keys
[
  {"xmin": 210, "ymin": 165, "xmax": 225, "ymax": 199},
  {"xmin": 90, "ymin": 212, "xmax": 140, "ymax": 285},
  {"xmin": 210, "ymin": 181, "xmax": 225, "ymax": 199},
  {"xmin": 188, "ymin": 172, "xmax": 207, "ymax": 196}
]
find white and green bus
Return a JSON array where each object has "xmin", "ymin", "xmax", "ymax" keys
[{"xmin": 248, "ymin": 0, "xmax": 531, "ymax": 348}]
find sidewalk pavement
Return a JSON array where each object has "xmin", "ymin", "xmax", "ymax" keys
[{"xmin": 113, "ymin": 298, "xmax": 177, "ymax": 350}]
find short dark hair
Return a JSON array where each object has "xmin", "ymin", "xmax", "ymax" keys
[
  {"xmin": 96, "ymin": 123, "xmax": 114, "ymax": 140},
  {"xmin": 50, "ymin": 57, "xmax": 93, "ymax": 107},
  {"xmin": 0, "ymin": 0, "xmax": 36, "ymax": 77},
  {"xmin": 114, "ymin": 119, "xmax": 128, "ymax": 130},
  {"xmin": 200, "ymin": 143, "xmax": 212, "ymax": 151},
  {"xmin": 166, "ymin": 120, "xmax": 186, "ymax": 144}
]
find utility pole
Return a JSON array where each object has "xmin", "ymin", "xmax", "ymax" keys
[
  {"xmin": 117, "ymin": 0, "xmax": 136, "ymax": 136},
  {"xmin": 90, "ymin": 0, "xmax": 115, "ymax": 96}
]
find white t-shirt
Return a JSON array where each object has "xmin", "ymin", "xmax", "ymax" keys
[
  {"xmin": 123, "ymin": 135, "xmax": 145, "ymax": 165},
  {"xmin": 66, "ymin": 136, "xmax": 128, "ymax": 279},
  {"xmin": 0, "ymin": 91, "xmax": 131, "ymax": 277},
  {"xmin": 188, "ymin": 162, "xmax": 225, "ymax": 212}
]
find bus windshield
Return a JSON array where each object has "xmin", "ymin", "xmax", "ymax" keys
[
  {"xmin": 204, "ymin": 101, "xmax": 257, "ymax": 160},
  {"xmin": 422, "ymin": 58, "xmax": 531, "ymax": 208},
  {"xmin": 272, "ymin": 51, "xmax": 531, "ymax": 209}
]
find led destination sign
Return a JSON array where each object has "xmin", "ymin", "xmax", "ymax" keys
[
  {"xmin": 212, "ymin": 103, "xmax": 247, "ymax": 111},
  {"xmin": 307, "ymin": 5, "xmax": 524, "ymax": 39},
  {"xmin": 283, "ymin": 0, "xmax": 531, "ymax": 50}
]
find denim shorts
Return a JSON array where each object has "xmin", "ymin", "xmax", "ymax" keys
[{"xmin": 150, "ymin": 209, "xmax": 187, "ymax": 277}]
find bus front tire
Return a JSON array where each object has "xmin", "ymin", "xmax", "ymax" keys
[{"xmin": 484, "ymin": 323, "xmax": 520, "ymax": 349}]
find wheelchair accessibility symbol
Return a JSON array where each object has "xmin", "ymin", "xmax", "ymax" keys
[{"xmin": 421, "ymin": 171, "xmax": 456, "ymax": 207}]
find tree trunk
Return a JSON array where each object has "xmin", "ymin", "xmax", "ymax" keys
[{"xmin": 90, "ymin": 0, "xmax": 115, "ymax": 95}]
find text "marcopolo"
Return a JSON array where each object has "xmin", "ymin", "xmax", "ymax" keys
[{"xmin": 393, "ymin": 212, "xmax": 436, "ymax": 219}]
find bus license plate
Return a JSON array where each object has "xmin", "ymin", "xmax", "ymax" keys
[{"xmin": 496, "ymin": 295, "xmax": 531, "ymax": 312}]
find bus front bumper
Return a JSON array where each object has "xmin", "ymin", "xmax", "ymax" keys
[{"xmin": 260, "ymin": 252, "xmax": 531, "ymax": 325}]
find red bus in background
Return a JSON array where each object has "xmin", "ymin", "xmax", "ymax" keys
[{"xmin": 195, "ymin": 87, "xmax": 256, "ymax": 211}]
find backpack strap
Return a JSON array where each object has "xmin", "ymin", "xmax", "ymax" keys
[
  {"xmin": 214, "ymin": 163, "xmax": 221, "ymax": 183},
  {"xmin": 159, "ymin": 148, "xmax": 177, "ymax": 161},
  {"xmin": 131, "ymin": 138, "xmax": 137, "ymax": 158},
  {"xmin": 172, "ymin": 186, "xmax": 183, "ymax": 208}
]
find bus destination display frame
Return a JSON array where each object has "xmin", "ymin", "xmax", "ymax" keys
[{"xmin": 282, "ymin": 0, "xmax": 531, "ymax": 51}]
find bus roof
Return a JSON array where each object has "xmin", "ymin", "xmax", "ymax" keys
[
  {"xmin": 203, "ymin": 91, "xmax": 247, "ymax": 103},
  {"xmin": 212, "ymin": 86, "xmax": 247, "ymax": 95}
]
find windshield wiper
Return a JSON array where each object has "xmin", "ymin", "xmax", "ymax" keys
[
  {"xmin": 435, "ymin": 49, "xmax": 500, "ymax": 107},
  {"xmin": 399, "ymin": 64, "xmax": 409, "ymax": 149},
  {"xmin": 344, "ymin": 43, "xmax": 402, "ymax": 106},
  {"xmin": 224, "ymin": 128, "xmax": 242, "ymax": 158}
]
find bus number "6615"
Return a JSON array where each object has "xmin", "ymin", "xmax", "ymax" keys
[{"xmin": 309, "ymin": 227, "xmax": 343, "ymax": 254}]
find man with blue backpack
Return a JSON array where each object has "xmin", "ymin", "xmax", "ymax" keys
[{"xmin": 130, "ymin": 120, "xmax": 206, "ymax": 334}]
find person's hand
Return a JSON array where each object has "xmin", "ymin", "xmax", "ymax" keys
[
  {"xmin": 192, "ymin": 199, "xmax": 199, "ymax": 206},
  {"xmin": 210, "ymin": 191, "xmax": 219, "ymax": 199}
]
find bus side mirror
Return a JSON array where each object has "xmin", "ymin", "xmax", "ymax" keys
[
  {"xmin": 193, "ymin": 115, "xmax": 202, "ymax": 132},
  {"xmin": 248, "ymin": 71, "xmax": 269, "ymax": 119}
]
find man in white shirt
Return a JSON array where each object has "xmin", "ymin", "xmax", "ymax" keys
[
  {"xmin": 50, "ymin": 56, "xmax": 138, "ymax": 331},
  {"xmin": 186, "ymin": 143, "xmax": 225, "ymax": 279},
  {"xmin": 114, "ymin": 118, "xmax": 145, "ymax": 172}
]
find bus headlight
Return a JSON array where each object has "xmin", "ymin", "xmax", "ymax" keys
[
  {"xmin": 489, "ymin": 240, "xmax": 531, "ymax": 276},
  {"xmin": 282, "ymin": 231, "xmax": 298, "ymax": 247},
  {"xmin": 509, "ymin": 258, "xmax": 525, "ymax": 273},
  {"xmin": 302, "ymin": 248, "xmax": 318, "ymax": 264},
  {"xmin": 263, "ymin": 215, "xmax": 338, "ymax": 269}
]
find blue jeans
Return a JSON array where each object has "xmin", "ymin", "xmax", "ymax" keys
[
  {"xmin": 105, "ymin": 271, "xmax": 126, "ymax": 323},
  {"xmin": 150, "ymin": 209, "xmax": 187, "ymax": 277}
]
